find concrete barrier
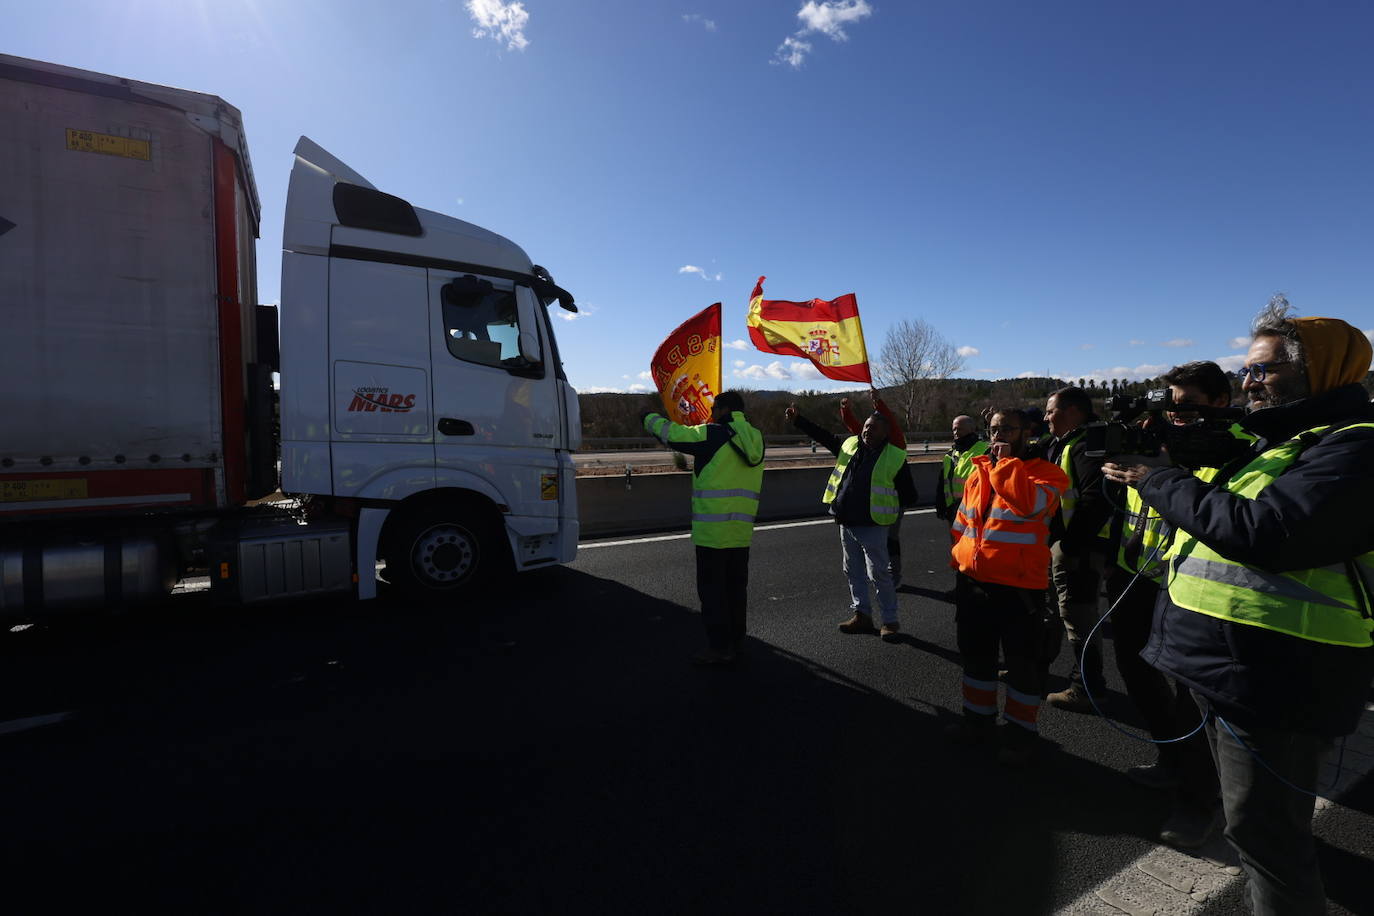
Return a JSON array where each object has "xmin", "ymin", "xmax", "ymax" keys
[{"xmin": 577, "ymin": 461, "xmax": 942, "ymax": 538}]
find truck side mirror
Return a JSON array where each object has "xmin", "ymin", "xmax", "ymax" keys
[{"xmin": 518, "ymin": 329, "xmax": 541, "ymax": 364}]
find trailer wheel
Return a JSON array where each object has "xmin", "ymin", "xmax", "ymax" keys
[{"xmin": 383, "ymin": 509, "xmax": 504, "ymax": 602}]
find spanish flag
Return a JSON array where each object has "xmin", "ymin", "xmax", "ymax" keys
[
  {"xmin": 650, "ymin": 303, "xmax": 722, "ymax": 425},
  {"xmin": 746, "ymin": 276, "xmax": 872, "ymax": 383}
]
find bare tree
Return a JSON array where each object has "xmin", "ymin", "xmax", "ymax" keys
[{"xmin": 871, "ymin": 318, "xmax": 966, "ymax": 433}]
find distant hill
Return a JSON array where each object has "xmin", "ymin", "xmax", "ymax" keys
[{"xmin": 579, "ymin": 371, "xmax": 1374, "ymax": 440}]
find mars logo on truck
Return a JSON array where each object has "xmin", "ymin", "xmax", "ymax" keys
[{"xmin": 347, "ymin": 386, "xmax": 417, "ymax": 413}]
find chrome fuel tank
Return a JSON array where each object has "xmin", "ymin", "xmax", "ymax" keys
[{"xmin": 0, "ymin": 535, "xmax": 176, "ymax": 615}]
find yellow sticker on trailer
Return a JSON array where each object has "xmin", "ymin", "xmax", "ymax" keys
[
  {"xmin": 540, "ymin": 474, "xmax": 559, "ymax": 500},
  {"xmin": 0, "ymin": 479, "xmax": 89, "ymax": 502},
  {"xmin": 66, "ymin": 128, "xmax": 151, "ymax": 161}
]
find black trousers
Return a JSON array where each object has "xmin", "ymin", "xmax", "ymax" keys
[
  {"xmin": 696, "ymin": 546, "xmax": 750, "ymax": 653},
  {"xmin": 1106, "ymin": 567, "xmax": 1218, "ymax": 810},
  {"xmin": 955, "ymin": 573, "xmax": 1054, "ymax": 705}
]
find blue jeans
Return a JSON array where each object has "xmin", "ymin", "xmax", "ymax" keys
[
  {"xmin": 1195, "ymin": 692, "xmax": 1332, "ymax": 915},
  {"xmin": 840, "ymin": 524, "xmax": 898, "ymax": 625}
]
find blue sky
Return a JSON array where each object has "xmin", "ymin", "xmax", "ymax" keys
[{"xmin": 9, "ymin": 1, "xmax": 1373, "ymax": 393}]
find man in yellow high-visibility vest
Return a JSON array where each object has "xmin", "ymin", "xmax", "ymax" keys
[
  {"xmin": 1104, "ymin": 360, "xmax": 1236, "ymax": 850},
  {"xmin": 643, "ymin": 390, "xmax": 765, "ymax": 668},
  {"xmin": 1105, "ymin": 298, "xmax": 1374, "ymax": 915}
]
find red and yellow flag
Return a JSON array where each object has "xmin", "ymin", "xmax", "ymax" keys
[
  {"xmin": 746, "ymin": 276, "xmax": 871, "ymax": 383},
  {"xmin": 650, "ymin": 303, "xmax": 722, "ymax": 425}
]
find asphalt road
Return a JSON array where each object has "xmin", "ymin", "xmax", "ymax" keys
[{"xmin": 2, "ymin": 513, "xmax": 1370, "ymax": 915}]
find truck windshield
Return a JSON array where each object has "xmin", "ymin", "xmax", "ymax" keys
[{"xmin": 441, "ymin": 277, "xmax": 527, "ymax": 370}]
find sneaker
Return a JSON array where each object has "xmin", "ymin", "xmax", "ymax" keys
[
  {"xmin": 1126, "ymin": 763, "xmax": 1182, "ymax": 790},
  {"xmin": 879, "ymin": 622, "xmax": 901, "ymax": 642},
  {"xmin": 1046, "ymin": 685, "xmax": 1094, "ymax": 713},
  {"xmin": 838, "ymin": 613, "xmax": 877, "ymax": 634},
  {"xmin": 1159, "ymin": 804, "xmax": 1223, "ymax": 849},
  {"xmin": 945, "ymin": 718, "xmax": 995, "ymax": 746}
]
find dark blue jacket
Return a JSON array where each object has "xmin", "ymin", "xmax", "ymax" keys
[
  {"xmin": 1137, "ymin": 383, "xmax": 1374, "ymax": 736},
  {"xmin": 793, "ymin": 414, "xmax": 917, "ymax": 527}
]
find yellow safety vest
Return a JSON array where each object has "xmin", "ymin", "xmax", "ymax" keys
[
  {"xmin": 822, "ymin": 437, "xmax": 906, "ymax": 525},
  {"xmin": 942, "ymin": 439, "xmax": 990, "ymax": 509},
  {"xmin": 645, "ymin": 411, "xmax": 765, "ymax": 548},
  {"xmin": 1054, "ymin": 430, "xmax": 1085, "ymax": 527},
  {"xmin": 1165, "ymin": 423, "xmax": 1374, "ymax": 647},
  {"xmin": 1117, "ymin": 424, "xmax": 1256, "ymax": 577}
]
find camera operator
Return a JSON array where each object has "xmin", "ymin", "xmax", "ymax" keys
[
  {"xmin": 1103, "ymin": 361, "xmax": 1238, "ymax": 850},
  {"xmin": 1103, "ymin": 299, "xmax": 1374, "ymax": 915},
  {"xmin": 1042, "ymin": 387, "xmax": 1113, "ymax": 712}
]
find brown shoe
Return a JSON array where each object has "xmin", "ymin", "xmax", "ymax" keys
[
  {"xmin": 1046, "ymin": 685, "xmax": 1093, "ymax": 713},
  {"xmin": 838, "ymin": 613, "xmax": 877, "ymax": 634},
  {"xmin": 879, "ymin": 622, "xmax": 901, "ymax": 642}
]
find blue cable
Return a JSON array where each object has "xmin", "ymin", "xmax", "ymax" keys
[{"xmin": 1078, "ymin": 483, "xmax": 1348, "ymax": 795}]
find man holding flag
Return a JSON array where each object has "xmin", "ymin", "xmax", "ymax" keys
[
  {"xmin": 643, "ymin": 392, "xmax": 765, "ymax": 667},
  {"xmin": 644, "ymin": 303, "xmax": 765, "ymax": 667}
]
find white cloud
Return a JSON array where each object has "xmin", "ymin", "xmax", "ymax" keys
[
  {"xmin": 576, "ymin": 386, "xmax": 626, "ymax": 394},
  {"xmin": 1016, "ymin": 371, "xmax": 1042, "ymax": 379},
  {"xmin": 956, "ymin": 345, "xmax": 980, "ymax": 358},
  {"xmin": 556, "ymin": 303, "xmax": 596, "ymax": 322},
  {"xmin": 797, "ymin": 0, "xmax": 872, "ymax": 39},
  {"xmin": 1213, "ymin": 354, "xmax": 1246, "ymax": 373},
  {"xmin": 466, "ymin": 0, "xmax": 530, "ymax": 51},
  {"xmin": 733, "ymin": 359, "xmax": 746, "ymax": 368},
  {"xmin": 682, "ymin": 13, "xmax": 717, "ymax": 31},
  {"xmin": 773, "ymin": 1, "xmax": 872, "ymax": 68},
  {"xmin": 735, "ymin": 360, "xmax": 793, "ymax": 381},
  {"xmin": 774, "ymin": 36, "xmax": 812, "ymax": 68},
  {"xmin": 1129, "ymin": 339, "xmax": 1146, "ymax": 346},
  {"xmin": 628, "ymin": 384, "xmax": 650, "ymax": 393},
  {"xmin": 678, "ymin": 264, "xmax": 722, "ymax": 281},
  {"xmin": 725, "ymin": 339, "xmax": 748, "ymax": 350},
  {"xmin": 791, "ymin": 362, "xmax": 824, "ymax": 380},
  {"xmin": 1229, "ymin": 336, "xmax": 1251, "ymax": 350},
  {"xmin": 1162, "ymin": 338, "xmax": 1195, "ymax": 348}
]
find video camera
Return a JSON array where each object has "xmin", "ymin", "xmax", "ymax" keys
[{"xmin": 1084, "ymin": 389, "xmax": 1248, "ymax": 468}]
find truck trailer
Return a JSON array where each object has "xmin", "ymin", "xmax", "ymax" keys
[{"xmin": 0, "ymin": 54, "xmax": 582, "ymax": 614}]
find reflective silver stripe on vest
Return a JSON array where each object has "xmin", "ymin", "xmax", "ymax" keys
[
  {"xmin": 693, "ymin": 512, "xmax": 758, "ymax": 523},
  {"xmin": 693, "ymin": 488, "xmax": 761, "ymax": 500},
  {"xmin": 957, "ymin": 503, "xmax": 979, "ymax": 518},
  {"xmin": 1062, "ymin": 487, "xmax": 1079, "ymax": 500},
  {"xmin": 982, "ymin": 530, "xmax": 1038, "ymax": 545},
  {"xmin": 1174, "ymin": 556, "xmax": 1357, "ymax": 610},
  {"xmin": 951, "ymin": 521, "xmax": 972, "ymax": 537},
  {"xmin": 989, "ymin": 507, "xmax": 1037, "ymax": 523},
  {"xmin": 873, "ymin": 503, "xmax": 900, "ymax": 516},
  {"xmin": 1034, "ymin": 485, "xmax": 1058, "ymax": 514},
  {"xmin": 873, "ymin": 486, "xmax": 898, "ymax": 497}
]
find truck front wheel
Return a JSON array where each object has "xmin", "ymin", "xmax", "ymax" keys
[{"xmin": 382, "ymin": 509, "xmax": 505, "ymax": 602}]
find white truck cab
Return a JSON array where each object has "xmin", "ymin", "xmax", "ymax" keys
[{"xmin": 279, "ymin": 138, "xmax": 581, "ymax": 600}]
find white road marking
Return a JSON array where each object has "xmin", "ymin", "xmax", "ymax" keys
[
  {"xmin": 579, "ymin": 510, "xmax": 937, "ymax": 550},
  {"xmin": 0, "ymin": 711, "xmax": 73, "ymax": 737}
]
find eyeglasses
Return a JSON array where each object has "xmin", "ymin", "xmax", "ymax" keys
[{"xmin": 1235, "ymin": 361, "xmax": 1290, "ymax": 383}]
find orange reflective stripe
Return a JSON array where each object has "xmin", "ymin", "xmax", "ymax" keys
[
  {"xmin": 1003, "ymin": 694, "xmax": 1041, "ymax": 731},
  {"xmin": 962, "ymin": 676, "xmax": 998, "ymax": 715}
]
